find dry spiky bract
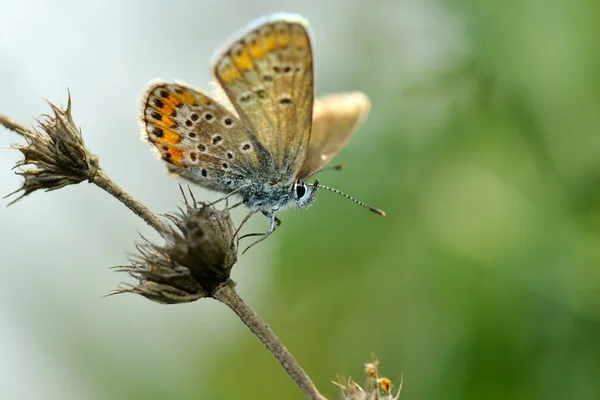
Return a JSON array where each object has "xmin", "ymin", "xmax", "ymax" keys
[
  {"xmin": 115, "ymin": 191, "xmax": 237, "ymax": 304},
  {"xmin": 4, "ymin": 94, "xmax": 99, "ymax": 205},
  {"xmin": 334, "ymin": 358, "xmax": 403, "ymax": 400}
]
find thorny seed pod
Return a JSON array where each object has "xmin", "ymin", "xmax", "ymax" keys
[
  {"xmin": 3, "ymin": 94, "xmax": 99, "ymax": 205},
  {"xmin": 114, "ymin": 190, "xmax": 237, "ymax": 304}
]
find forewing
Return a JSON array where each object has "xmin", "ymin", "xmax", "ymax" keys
[
  {"xmin": 140, "ymin": 81, "xmax": 263, "ymax": 193},
  {"xmin": 298, "ymin": 92, "xmax": 371, "ymax": 179},
  {"xmin": 213, "ymin": 13, "xmax": 314, "ymax": 179}
]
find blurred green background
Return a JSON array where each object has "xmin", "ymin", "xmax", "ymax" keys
[{"xmin": 2, "ymin": 0, "xmax": 600, "ymax": 399}]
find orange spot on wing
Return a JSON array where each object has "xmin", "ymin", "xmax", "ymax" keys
[
  {"xmin": 233, "ymin": 48, "xmax": 253, "ymax": 70},
  {"xmin": 179, "ymin": 91, "xmax": 196, "ymax": 105},
  {"xmin": 168, "ymin": 148, "xmax": 184, "ymax": 166},
  {"xmin": 158, "ymin": 129, "xmax": 181, "ymax": 144},
  {"xmin": 219, "ymin": 64, "xmax": 241, "ymax": 83},
  {"xmin": 275, "ymin": 28, "xmax": 290, "ymax": 48},
  {"xmin": 167, "ymin": 94, "xmax": 181, "ymax": 106},
  {"xmin": 161, "ymin": 116, "xmax": 176, "ymax": 128},
  {"xmin": 262, "ymin": 29, "xmax": 277, "ymax": 51},
  {"xmin": 248, "ymin": 42, "xmax": 264, "ymax": 59},
  {"xmin": 159, "ymin": 103, "xmax": 174, "ymax": 115},
  {"xmin": 163, "ymin": 147, "xmax": 183, "ymax": 167}
]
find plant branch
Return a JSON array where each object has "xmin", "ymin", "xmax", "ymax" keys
[
  {"xmin": 0, "ymin": 112, "xmax": 31, "ymax": 136},
  {"xmin": 92, "ymin": 169, "xmax": 171, "ymax": 235},
  {"xmin": 213, "ymin": 280, "xmax": 326, "ymax": 400}
]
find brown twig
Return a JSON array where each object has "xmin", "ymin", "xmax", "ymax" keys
[
  {"xmin": 0, "ymin": 112, "xmax": 31, "ymax": 135},
  {"xmin": 91, "ymin": 169, "xmax": 171, "ymax": 235},
  {"xmin": 213, "ymin": 280, "xmax": 327, "ymax": 400}
]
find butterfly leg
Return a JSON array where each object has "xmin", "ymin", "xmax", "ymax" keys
[
  {"xmin": 227, "ymin": 201, "xmax": 244, "ymax": 211},
  {"xmin": 233, "ymin": 209, "xmax": 259, "ymax": 248},
  {"xmin": 239, "ymin": 212, "xmax": 280, "ymax": 239},
  {"xmin": 240, "ymin": 212, "xmax": 282, "ymax": 254}
]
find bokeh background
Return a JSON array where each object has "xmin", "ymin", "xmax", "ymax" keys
[{"xmin": 2, "ymin": 0, "xmax": 600, "ymax": 399}]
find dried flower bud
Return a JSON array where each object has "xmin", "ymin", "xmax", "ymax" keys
[
  {"xmin": 4, "ymin": 94, "xmax": 99, "ymax": 204},
  {"xmin": 364, "ymin": 362, "xmax": 378, "ymax": 379},
  {"xmin": 332, "ymin": 378, "xmax": 366, "ymax": 400},
  {"xmin": 114, "ymin": 190, "xmax": 237, "ymax": 304},
  {"xmin": 334, "ymin": 357, "xmax": 403, "ymax": 400}
]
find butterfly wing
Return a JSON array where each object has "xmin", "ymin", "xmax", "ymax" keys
[
  {"xmin": 213, "ymin": 13, "xmax": 314, "ymax": 180},
  {"xmin": 298, "ymin": 92, "xmax": 371, "ymax": 179},
  {"xmin": 140, "ymin": 81, "xmax": 266, "ymax": 193}
]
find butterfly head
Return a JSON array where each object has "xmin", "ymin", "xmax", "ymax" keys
[
  {"xmin": 291, "ymin": 179, "xmax": 319, "ymax": 208},
  {"xmin": 239, "ymin": 177, "xmax": 316, "ymax": 214}
]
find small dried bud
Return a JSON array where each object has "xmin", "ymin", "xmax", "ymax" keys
[
  {"xmin": 3, "ymin": 93, "xmax": 99, "ymax": 205},
  {"xmin": 114, "ymin": 190, "xmax": 237, "ymax": 304},
  {"xmin": 332, "ymin": 377, "xmax": 366, "ymax": 400},
  {"xmin": 334, "ymin": 357, "xmax": 403, "ymax": 400},
  {"xmin": 364, "ymin": 362, "xmax": 378, "ymax": 379}
]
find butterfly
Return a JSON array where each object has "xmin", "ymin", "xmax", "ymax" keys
[{"xmin": 140, "ymin": 13, "xmax": 384, "ymax": 252}]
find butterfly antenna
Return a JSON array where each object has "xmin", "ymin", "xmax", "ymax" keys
[
  {"xmin": 303, "ymin": 163, "xmax": 345, "ymax": 182},
  {"xmin": 316, "ymin": 182, "xmax": 386, "ymax": 216}
]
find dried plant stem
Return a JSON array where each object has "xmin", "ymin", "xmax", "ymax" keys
[
  {"xmin": 213, "ymin": 280, "xmax": 326, "ymax": 400},
  {"xmin": 92, "ymin": 169, "xmax": 170, "ymax": 235},
  {"xmin": 0, "ymin": 113, "xmax": 31, "ymax": 135}
]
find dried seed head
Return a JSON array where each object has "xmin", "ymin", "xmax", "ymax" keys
[
  {"xmin": 3, "ymin": 93, "xmax": 99, "ymax": 204},
  {"xmin": 332, "ymin": 377, "xmax": 366, "ymax": 400},
  {"xmin": 334, "ymin": 357, "xmax": 403, "ymax": 400},
  {"xmin": 113, "ymin": 189, "xmax": 237, "ymax": 304},
  {"xmin": 364, "ymin": 362, "xmax": 378, "ymax": 379}
]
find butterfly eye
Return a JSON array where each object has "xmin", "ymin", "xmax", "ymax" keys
[
  {"xmin": 292, "ymin": 180, "xmax": 318, "ymax": 208},
  {"xmin": 295, "ymin": 182, "xmax": 307, "ymax": 199}
]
